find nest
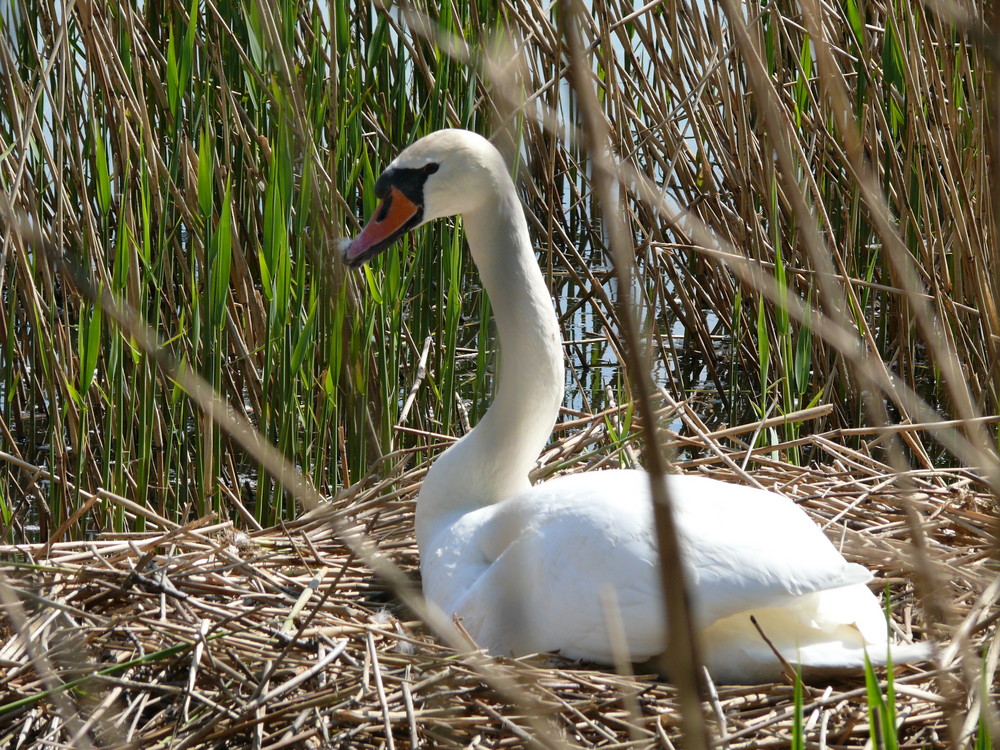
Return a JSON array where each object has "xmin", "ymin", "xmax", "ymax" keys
[{"xmin": 0, "ymin": 432, "xmax": 996, "ymax": 749}]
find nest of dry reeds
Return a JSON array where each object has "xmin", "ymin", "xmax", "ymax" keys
[{"xmin": 1, "ymin": 419, "xmax": 995, "ymax": 749}]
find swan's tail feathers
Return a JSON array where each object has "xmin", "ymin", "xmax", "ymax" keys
[
  {"xmin": 862, "ymin": 640, "xmax": 935, "ymax": 667},
  {"xmin": 795, "ymin": 640, "xmax": 934, "ymax": 681}
]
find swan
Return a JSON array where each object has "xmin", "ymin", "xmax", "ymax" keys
[{"xmin": 342, "ymin": 129, "xmax": 930, "ymax": 683}]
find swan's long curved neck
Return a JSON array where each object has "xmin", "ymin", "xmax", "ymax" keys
[{"xmin": 416, "ymin": 176, "xmax": 564, "ymax": 549}]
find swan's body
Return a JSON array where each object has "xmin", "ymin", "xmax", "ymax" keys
[{"xmin": 344, "ymin": 129, "xmax": 929, "ymax": 683}]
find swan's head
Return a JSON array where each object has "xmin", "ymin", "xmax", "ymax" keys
[{"xmin": 342, "ymin": 129, "xmax": 506, "ymax": 267}]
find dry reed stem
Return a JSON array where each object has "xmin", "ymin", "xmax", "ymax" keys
[{"xmin": 564, "ymin": 4, "xmax": 712, "ymax": 748}]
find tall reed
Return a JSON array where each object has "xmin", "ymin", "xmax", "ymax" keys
[{"xmin": 0, "ymin": 0, "xmax": 994, "ymax": 546}]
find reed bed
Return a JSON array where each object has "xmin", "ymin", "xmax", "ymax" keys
[{"xmin": 0, "ymin": 0, "xmax": 997, "ymax": 747}]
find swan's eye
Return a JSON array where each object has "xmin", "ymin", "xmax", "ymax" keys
[
  {"xmin": 423, "ymin": 162, "xmax": 439, "ymax": 176},
  {"xmin": 375, "ymin": 194, "xmax": 392, "ymax": 222}
]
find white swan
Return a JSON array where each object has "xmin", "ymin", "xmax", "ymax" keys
[{"xmin": 342, "ymin": 129, "xmax": 930, "ymax": 683}]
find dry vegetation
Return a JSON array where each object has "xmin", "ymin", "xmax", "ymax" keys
[
  {"xmin": 0, "ymin": 0, "xmax": 997, "ymax": 747},
  {"xmin": 0, "ymin": 435, "xmax": 994, "ymax": 748}
]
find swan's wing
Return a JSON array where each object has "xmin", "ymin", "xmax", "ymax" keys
[
  {"xmin": 665, "ymin": 474, "xmax": 874, "ymax": 625},
  {"xmin": 483, "ymin": 472, "xmax": 873, "ymax": 621},
  {"xmin": 450, "ymin": 470, "xmax": 874, "ymax": 662}
]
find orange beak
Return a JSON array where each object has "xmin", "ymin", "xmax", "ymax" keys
[{"xmin": 343, "ymin": 187, "xmax": 422, "ymax": 267}]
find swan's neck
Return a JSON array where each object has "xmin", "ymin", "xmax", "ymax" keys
[{"xmin": 416, "ymin": 180, "xmax": 564, "ymax": 548}]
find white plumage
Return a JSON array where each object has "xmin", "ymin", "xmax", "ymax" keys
[{"xmin": 344, "ymin": 129, "xmax": 929, "ymax": 683}]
